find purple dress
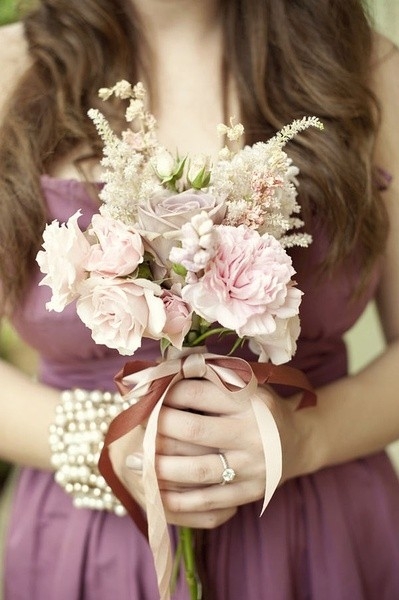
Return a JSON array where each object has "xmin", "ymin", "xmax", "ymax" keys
[{"xmin": 4, "ymin": 175, "xmax": 399, "ymax": 599}]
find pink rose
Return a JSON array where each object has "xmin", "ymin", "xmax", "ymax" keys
[
  {"xmin": 36, "ymin": 210, "xmax": 91, "ymax": 312},
  {"xmin": 181, "ymin": 225, "xmax": 302, "ymax": 338},
  {"xmin": 137, "ymin": 189, "xmax": 226, "ymax": 266},
  {"xmin": 248, "ymin": 315, "xmax": 301, "ymax": 364},
  {"xmin": 161, "ymin": 289, "xmax": 193, "ymax": 349},
  {"xmin": 76, "ymin": 275, "xmax": 166, "ymax": 355},
  {"xmin": 85, "ymin": 213, "xmax": 144, "ymax": 277}
]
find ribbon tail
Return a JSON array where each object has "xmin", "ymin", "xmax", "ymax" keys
[
  {"xmin": 142, "ymin": 396, "xmax": 173, "ymax": 600},
  {"xmin": 250, "ymin": 394, "xmax": 282, "ymax": 516}
]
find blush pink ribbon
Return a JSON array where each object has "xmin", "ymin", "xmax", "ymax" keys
[{"xmin": 99, "ymin": 353, "xmax": 316, "ymax": 600}]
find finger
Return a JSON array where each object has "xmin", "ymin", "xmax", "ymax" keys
[
  {"xmin": 164, "ymin": 379, "xmax": 245, "ymax": 415},
  {"xmin": 156, "ymin": 433, "xmax": 216, "ymax": 457},
  {"xmin": 165, "ymin": 506, "xmax": 237, "ymax": 529},
  {"xmin": 156, "ymin": 452, "xmax": 244, "ymax": 487},
  {"xmin": 162, "ymin": 480, "xmax": 262, "ymax": 514},
  {"xmin": 158, "ymin": 405, "xmax": 252, "ymax": 449}
]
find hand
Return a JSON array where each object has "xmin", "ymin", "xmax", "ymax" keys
[{"xmin": 153, "ymin": 378, "xmax": 284, "ymax": 528}]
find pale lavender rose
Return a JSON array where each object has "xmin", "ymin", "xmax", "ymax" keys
[
  {"xmin": 76, "ymin": 275, "xmax": 166, "ymax": 355},
  {"xmin": 36, "ymin": 210, "xmax": 91, "ymax": 312},
  {"xmin": 181, "ymin": 225, "xmax": 302, "ymax": 339},
  {"xmin": 85, "ymin": 213, "xmax": 144, "ymax": 277},
  {"xmin": 248, "ymin": 315, "xmax": 301, "ymax": 364},
  {"xmin": 137, "ymin": 189, "xmax": 226, "ymax": 266},
  {"xmin": 160, "ymin": 289, "xmax": 193, "ymax": 349}
]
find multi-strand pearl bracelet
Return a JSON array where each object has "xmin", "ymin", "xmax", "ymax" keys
[{"xmin": 49, "ymin": 388, "xmax": 131, "ymax": 516}]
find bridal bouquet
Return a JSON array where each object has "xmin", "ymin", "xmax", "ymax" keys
[{"xmin": 37, "ymin": 80, "xmax": 321, "ymax": 600}]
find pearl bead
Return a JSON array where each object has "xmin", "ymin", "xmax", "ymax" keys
[{"xmin": 50, "ymin": 388, "xmax": 128, "ymax": 516}]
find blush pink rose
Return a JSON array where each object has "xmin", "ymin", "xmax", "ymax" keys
[
  {"xmin": 36, "ymin": 210, "xmax": 91, "ymax": 312},
  {"xmin": 85, "ymin": 213, "xmax": 144, "ymax": 276},
  {"xmin": 181, "ymin": 225, "xmax": 302, "ymax": 339},
  {"xmin": 248, "ymin": 315, "xmax": 301, "ymax": 364},
  {"xmin": 137, "ymin": 189, "xmax": 226, "ymax": 266},
  {"xmin": 160, "ymin": 289, "xmax": 193, "ymax": 349},
  {"xmin": 76, "ymin": 275, "xmax": 166, "ymax": 355}
]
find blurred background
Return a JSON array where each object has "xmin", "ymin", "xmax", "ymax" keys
[{"xmin": 0, "ymin": 0, "xmax": 398, "ymax": 483}]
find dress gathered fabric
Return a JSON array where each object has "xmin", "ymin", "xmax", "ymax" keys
[{"xmin": 4, "ymin": 175, "xmax": 399, "ymax": 599}]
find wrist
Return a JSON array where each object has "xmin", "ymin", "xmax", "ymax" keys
[
  {"xmin": 291, "ymin": 403, "xmax": 327, "ymax": 478},
  {"xmin": 273, "ymin": 390, "xmax": 326, "ymax": 483}
]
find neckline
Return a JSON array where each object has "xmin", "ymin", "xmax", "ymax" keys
[
  {"xmin": 40, "ymin": 174, "xmax": 103, "ymax": 210},
  {"xmin": 40, "ymin": 173, "xmax": 102, "ymax": 187}
]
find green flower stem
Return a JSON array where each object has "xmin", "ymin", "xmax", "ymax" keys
[
  {"xmin": 169, "ymin": 536, "xmax": 183, "ymax": 594},
  {"xmin": 188, "ymin": 327, "xmax": 231, "ymax": 347},
  {"xmin": 180, "ymin": 526, "xmax": 201, "ymax": 600}
]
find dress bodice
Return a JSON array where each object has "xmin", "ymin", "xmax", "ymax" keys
[{"xmin": 10, "ymin": 175, "xmax": 380, "ymax": 391}]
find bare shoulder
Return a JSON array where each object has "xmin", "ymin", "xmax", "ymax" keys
[
  {"xmin": 370, "ymin": 33, "xmax": 399, "ymax": 171},
  {"xmin": 0, "ymin": 21, "xmax": 30, "ymax": 119},
  {"xmin": 370, "ymin": 31, "xmax": 399, "ymax": 90}
]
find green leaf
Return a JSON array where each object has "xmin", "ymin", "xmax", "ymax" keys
[
  {"xmin": 172, "ymin": 263, "xmax": 187, "ymax": 277},
  {"xmin": 173, "ymin": 156, "xmax": 187, "ymax": 180},
  {"xmin": 136, "ymin": 262, "xmax": 153, "ymax": 280},
  {"xmin": 160, "ymin": 337, "xmax": 171, "ymax": 358},
  {"xmin": 189, "ymin": 167, "xmax": 211, "ymax": 190}
]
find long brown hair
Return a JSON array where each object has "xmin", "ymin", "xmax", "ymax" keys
[{"xmin": 0, "ymin": 0, "xmax": 388, "ymax": 311}]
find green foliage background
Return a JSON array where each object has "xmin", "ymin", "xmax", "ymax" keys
[{"xmin": 0, "ymin": 0, "xmax": 19, "ymax": 25}]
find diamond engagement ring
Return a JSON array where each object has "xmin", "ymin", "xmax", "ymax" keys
[{"xmin": 218, "ymin": 453, "xmax": 236, "ymax": 485}]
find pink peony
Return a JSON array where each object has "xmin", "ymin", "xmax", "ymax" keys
[
  {"xmin": 160, "ymin": 289, "xmax": 193, "ymax": 349},
  {"xmin": 248, "ymin": 315, "xmax": 301, "ymax": 364},
  {"xmin": 137, "ymin": 189, "xmax": 226, "ymax": 266},
  {"xmin": 36, "ymin": 210, "xmax": 91, "ymax": 312},
  {"xmin": 181, "ymin": 225, "xmax": 302, "ymax": 339},
  {"xmin": 76, "ymin": 275, "xmax": 166, "ymax": 355},
  {"xmin": 85, "ymin": 213, "xmax": 144, "ymax": 277}
]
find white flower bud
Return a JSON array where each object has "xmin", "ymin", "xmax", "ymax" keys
[
  {"xmin": 114, "ymin": 80, "xmax": 133, "ymax": 99},
  {"xmin": 153, "ymin": 150, "xmax": 175, "ymax": 179},
  {"xmin": 125, "ymin": 99, "xmax": 144, "ymax": 122},
  {"xmin": 98, "ymin": 87, "xmax": 113, "ymax": 101},
  {"xmin": 188, "ymin": 154, "xmax": 210, "ymax": 184}
]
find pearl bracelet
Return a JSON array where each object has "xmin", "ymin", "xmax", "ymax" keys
[{"xmin": 49, "ymin": 388, "xmax": 130, "ymax": 516}]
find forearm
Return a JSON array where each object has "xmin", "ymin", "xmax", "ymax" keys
[
  {"xmin": 296, "ymin": 340, "xmax": 399, "ymax": 476},
  {"xmin": 0, "ymin": 358, "xmax": 59, "ymax": 470}
]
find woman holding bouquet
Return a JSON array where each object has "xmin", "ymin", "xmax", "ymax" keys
[{"xmin": 0, "ymin": 0, "xmax": 399, "ymax": 598}]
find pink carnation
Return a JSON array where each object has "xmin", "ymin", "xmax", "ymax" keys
[
  {"xmin": 76, "ymin": 275, "xmax": 166, "ymax": 355},
  {"xmin": 181, "ymin": 225, "xmax": 302, "ymax": 339},
  {"xmin": 85, "ymin": 213, "xmax": 144, "ymax": 276},
  {"xmin": 160, "ymin": 289, "xmax": 193, "ymax": 349},
  {"xmin": 36, "ymin": 210, "xmax": 91, "ymax": 312}
]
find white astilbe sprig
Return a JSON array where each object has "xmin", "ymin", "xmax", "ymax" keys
[
  {"xmin": 273, "ymin": 116, "xmax": 324, "ymax": 148},
  {"xmin": 88, "ymin": 81, "xmax": 161, "ymax": 224},
  {"xmin": 211, "ymin": 116, "xmax": 323, "ymax": 246}
]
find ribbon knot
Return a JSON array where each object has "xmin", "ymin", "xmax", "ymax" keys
[{"xmin": 182, "ymin": 353, "xmax": 207, "ymax": 379}]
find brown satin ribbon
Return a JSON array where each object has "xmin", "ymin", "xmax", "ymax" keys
[{"xmin": 98, "ymin": 358, "xmax": 316, "ymax": 538}]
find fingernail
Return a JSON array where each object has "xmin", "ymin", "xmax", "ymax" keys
[{"xmin": 125, "ymin": 453, "xmax": 143, "ymax": 471}]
